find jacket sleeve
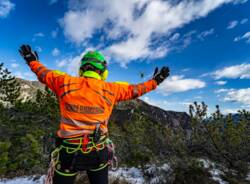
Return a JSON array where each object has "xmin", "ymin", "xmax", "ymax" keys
[
  {"xmin": 29, "ymin": 61, "xmax": 65, "ymax": 95},
  {"xmin": 112, "ymin": 79, "xmax": 157, "ymax": 102}
]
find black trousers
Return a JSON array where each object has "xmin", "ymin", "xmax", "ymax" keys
[
  {"xmin": 53, "ymin": 165, "xmax": 108, "ymax": 184},
  {"xmin": 52, "ymin": 146, "xmax": 109, "ymax": 184}
]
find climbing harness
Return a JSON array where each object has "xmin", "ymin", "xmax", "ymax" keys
[{"xmin": 44, "ymin": 133, "xmax": 118, "ymax": 183}]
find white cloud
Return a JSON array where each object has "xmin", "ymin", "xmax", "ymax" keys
[
  {"xmin": 55, "ymin": 53, "xmax": 87, "ymax": 75},
  {"xmin": 158, "ymin": 75, "xmax": 206, "ymax": 95},
  {"xmin": 10, "ymin": 63, "xmax": 19, "ymax": 68},
  {"xmin": 60, "ymin": 10, "xmax": 105, "ymax": 44},
  {"xmin": 13, "ymin": 71, "xmax": 36, "ymax": 80},
  {"xmin": 57, "ymin": 47, "xmax": 100, "ymax": 74},
  {"xmin": 0, "ymin": 0, "xmax": 15, "ymax": 18},
  {"xmin": 52, "ymin": 48, "xmax": 60, "ymax": 56},
  {"xmin": 234, "ymin": 31, "xmax": 250, "ymax": 43},
  {"xmin": 142, "ymin": 96, "xmax": 162, "ymax": 108},
  {"xmin": 60, "ymin": 0, "xmax": 242, "ymax": 66},
  {"xmin": 66, "ymin": 55, "xmax": 82, "ymax": 76},
  {"xmin": 224, "ymin": 88, "xmax": 250, "ymax": 105},
  {"xmin": 240, "ymin": 18, "xmax": 248, "ymax": 24},
  {"xmin": 34, "ymin": 32, "xmax": 44, "ymax": 37},
  {"xmin": 215, "ymin": 80, "xmax": 227, "ymax": 85},
  {"xmin": 222, "ymin": 107, "xmax": 250, "ymax": 114},
  {"xmin": 233, "ymin": 0, "xmax": 249, "ymax": 4},
  {"xmin": 213, "ymin": 63, "xmax": 250, "ymax": 79},
  {"xmin": 222, "ymin": 108, "xmax": 239, "ymax": 114},
  {"xmin": 198, "ymin": 28, "xmax": 215, "ymax": 40},
  {"xmin": 169, "ymin": 33, "xmax": 180, "ymax": 42},
  {"xmin": 32, "ymin": 32, "xmax": 45, "ymax": 41},
  {"xmin": 227, "ymin": 20, "xmax": 238, "ymax": 29},
  {"xmin": 56, "ymin": 59, "xmax": 67, "ymax": 68},
  {"xmin": 214, "ymin": 88, "xmax": 234, "ymax": 93},
  {"xmin": 142, "ymin": 96, "xmax": 191, "ymax": 112}
]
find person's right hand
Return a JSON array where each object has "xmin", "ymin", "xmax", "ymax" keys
[
  {"xmin": 19, "ymin": 44, "xmax": 39, "ymax": 64},
  {"xmin": 152, "ymin": 67, "xmax": 170, "ymax": 85}
]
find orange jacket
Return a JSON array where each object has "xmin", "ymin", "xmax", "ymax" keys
[{"xmin": 29, "ymin": 61, "xmax": 157, "ymax": 138}]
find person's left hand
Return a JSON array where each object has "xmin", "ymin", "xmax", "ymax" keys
[{"xmin": 19, "ymin": 44, "xmax": 39, "ymax": 64}]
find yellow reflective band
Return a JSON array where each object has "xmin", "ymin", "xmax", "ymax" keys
[
  {"xmin": 114, "ymin": 81, "xmax": 129, "ymax": 85},
  {"xmin": 53, "ymin": 70, "xmax": 66, "ymax": 75},
  {"xmin": 89, "ymin": 163, "xmax": 108, "ymax": 172},
  {"xmin": 54, "ymin": 167, "xmax": 78, "ymax": 177}
]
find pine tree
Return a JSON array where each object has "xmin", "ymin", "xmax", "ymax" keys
[{"xmin": 0, "ymin": 63, "xmax": 20, "ymax": 105}]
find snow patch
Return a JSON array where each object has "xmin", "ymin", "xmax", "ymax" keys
[
  {"xmin": 21, "ymin": 84, "xmax": 31, "ymax": 89},
  {"xmin": 110, "ymin": 167, "xmax": 145, "ymax": 184},
  {"xmin": 198, "ymin": 159, "xmax": 229, "ymax": 184},
  {"xmin": 246, "ymin": 173, "xmax": 250, "ymax": 181},
  {"xmin": 210, "ymin": 169, "xmax": 228, "ymax": 184},
  {"xmin": 0, "ymin": 176, "xmax": 45, "ymax": 184}
]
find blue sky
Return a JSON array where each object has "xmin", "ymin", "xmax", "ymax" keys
[{"xmin": 0, "ymin": 0, "xmax": 250, "ymax": 114}]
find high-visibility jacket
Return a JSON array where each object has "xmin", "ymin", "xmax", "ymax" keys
[{"xmin": 29, "ymin": 61, "xmax": 157, "ymax": 138}]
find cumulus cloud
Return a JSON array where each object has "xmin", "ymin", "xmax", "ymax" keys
[
  {"xmin": 158, "ymin": 75, "xmax": 206, "ymax": 95},
  {"xmin": 60, "ymin": 0, "xmax": 242, "ymax": 66},
  {"xmin": 234, "ymin": 31, "xmax": 250, "ymax": 43},
  {"xmin": 227, "ymin": 20, "xmax": 238, "ymax": 29},
  {"xmin": 224, "ymin": 88, "xmax": 250, "ymax": 105},
  {"xmin": 55, "ymin": 53, "xmax": 88, "ymax": 75},
  {"xmin": 0, "ymin": 0, "xmax": 15, "ymax": 18},
  {"xmin": 52, "ymin": 48, "xmax": 60, "ymax": 56},
  {"xmin": 213, "ymin": 63, "xmax": 250, "ymax": 79}
]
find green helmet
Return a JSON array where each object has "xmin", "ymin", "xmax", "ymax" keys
[{"xmin": 80, "ymin": 51, "xmax": 107, "ymax": 72}]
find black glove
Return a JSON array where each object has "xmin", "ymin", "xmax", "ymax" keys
[
  {"xmin": 19, "ymin": 44, "xmax": 39, "ymax": 64},
  {"xmin": 152, "ymin": 67, "xmax": 170, "ymax": 85}
]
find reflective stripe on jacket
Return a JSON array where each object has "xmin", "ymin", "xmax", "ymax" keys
[{"xmin": 29, "ymin": 61, "xmax": 157, "ymax": 138}]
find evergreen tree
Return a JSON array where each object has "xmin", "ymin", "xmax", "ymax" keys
[{"xmin": 0, "ymin": 63, "xmax": 20, "ymax": 105}]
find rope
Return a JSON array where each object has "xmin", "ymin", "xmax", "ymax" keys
[
  {"xmin": 44, "ymin": 148, "xmax": 61, "ymax": 184},
  {"xmin": 44, "ymin": 159, "xmax": 55, "ymax": 184},
  {"xmin": 106, "ymin": 140, "xmax": 118, "ymax": 171}
]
